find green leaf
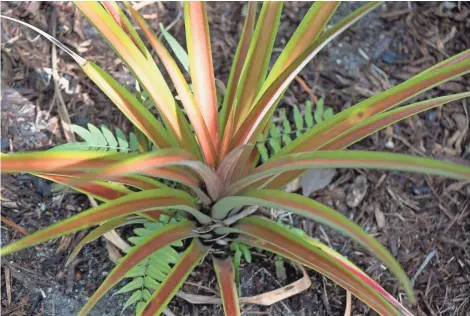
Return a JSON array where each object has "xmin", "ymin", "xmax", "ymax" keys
[
  {"xmin": 71, "ymin": 125, "xmax": 96, "ymax": 146},
  {"xmin": 144, "ymin": 276, "xmax": 160, "ymax": 290},
  {"xmin": 115, "ymin": 128, "xmax": 129, "ymax": 152},
  {"xmin": 268, "ymin": 124, "xmax": 282, "ymax": 153},
  {"xmin": 323, "ymin": 106, "xmax": 334, "ymax": 120},
  {"xmin": 239, "ymin": 243, "xmax": 252, "ymax": 263},
  {"xmin": 159, "ymin": 23, "xmax": 190, "ymax": 74},
  {"xmin": 129, "ymin": 132, "xmax": 139, "ymax": 152},
  {"xmin": 101, "ymin": 125, "xmax": 118, "ymax": 151},
  {"xmin": 314, "ymin": 98, "xmax": 324, "ymax": 124},
  {"xmin": 304, "ymin": 100, "xmax": 314, "ymax": 127},
  {"xmin": 87, "ymin": 123, "xmax": 108, "ymax": 150},
  {"xmin": 293, "ymin": 105, "xmax": 304, "ymax": 137},
  {"xmin": 114, "ymin": 277, "xmax": 144, "ymax": 295},
  {"xmin": 122, "ymin": 290, "xmax": 142, "ymax": 313}
]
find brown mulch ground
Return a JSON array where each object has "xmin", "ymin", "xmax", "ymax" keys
[{"xmin": 1, "ymin": 2, "xmax": 470, "ymax": 316}]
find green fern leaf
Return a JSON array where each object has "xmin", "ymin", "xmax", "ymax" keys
[
  {"xmin": 239, "ymin": 243, "xmax": 252, "ymax": 264},
  {"xmin": 87, "ymin": 123, "xmax": 107, "ymax": 150},
  {"xmin": 314, "ymin": 98, "xmax": 325, "ymax": 124},
  {"xmin": 324, "ymin": 107, "xmax": 334, "ymax": 120},
  {"xmin": 129, "ymin": 132, "xmax": 139, "ymax": 152},
  {"xmin": 144, "ymin": 276, "xmax": 160, "ymax": 290},
  {"xmin": 293, "ymin": 105, "xmax": 304, "ymax": 137},
  {"xmin": 268, "ymin": 124, "xmax": 282, "ymax": 153},
  {"xmin": 100, "ymin": 125, "xmax": 118, "ymax": 151},
  {"xmin": 122, "ymin": 290, "xmax": 143, "ymax": 313},
  {"xmin": 115, "ymin": 127, "xmax": 130, "ymax": 152},
  {"xmin": 114, "ymin": 277, "xmax": 144, "ymax": 295},
  {"xmin": 71, "ymin": 125, "xmax": 97, "ymax": 146},
  {"xmin": 305, "ymin": 100, "xmax": 314, "ymax": 128}
]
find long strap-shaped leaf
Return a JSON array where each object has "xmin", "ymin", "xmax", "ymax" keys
[
  {"xmin": 213, "ymin": 256, "xmax": 241, "ymax": 316},
  {"xmin": 221, "ymin": 217, "xmax": 406, "ymax": 315},
  {"xmin": 82, "ymin": 62, "xmax": 171, "ymax": 148},
  {"xmin": 275, "ymin": 51, "xmax": 470, "ymax": 157},
  {"xmin": 228, "ymin": 150, "xmax": 470, "ymax": 195},
  {"xmin": 65, "ymin": 216, "xmax": 149, "ymax": 267},
  {"xmin": 0, "ymin": 189, "xmax": 205, "ymax": 255},
  {"xmin": 75, "ymin": 2, "xmax": 197, "ymax": 154},
  {"xmin": 78, "ymin": 221, "xmax": 196, "ymax": 316},
  {"xmin": 230, "ymin": 2, "xmax": 283, "ymax": 127},
  {"xmin": 261, "ymin": 1, "xmax": 341, "ymax": 91},
  {"xmin": 102, "ymin": 2, "xmax": 148, "ymax": 56},
  {"xmin": 229, "ymin": 2, "xmax": 381, "ymax": 151},
  {"xmin": 212, "ymin": 190, "xmax": 413, "ymax": 300},
  {"xmin": 323, "ymin": 92, "xmax": 470, "ymax": 150},
  {"xmin": 140, "ymin": 239, "xmax": 208, "ymax": 316},
  {"xmin": 184, "ymin": 2, "xmax": 219, "ymax": 155},
  {"xmin": 220, "ymin": 2, "xmax": 283, "ymax": 159},
  {"xmin": 1, "ymin": 151, "xmax": 201, "ymax": 191},
  {"xmin": 0, "ymin": 13, "xmax": 172, "ymax": 149},
  {"xmin": 1, "ymin": 151, "xmax": 134, "ymax": 173},
  {"xmin": 253, "ymin": 92, "xmax": 470, "ymax": 190},
  {"xmin": 38, "ymin": 173, "xmax": 132, "ymax": 201},
  {"xmin": 219, "ymin": 2, "xmax": 258, "ymax": 132},
  {"xmin": 303, "ymin": 236, "xmax": 414, "ymax": 316},
  {"xmin": 124, "ymin": 2, "xmax": 217, "ymax": 168},
  {"xmin": 76, "ymin": 149, "xmax": 223, "ymax": 201}
]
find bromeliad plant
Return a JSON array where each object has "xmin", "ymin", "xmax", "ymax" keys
[{"xmin": 1, "ymin": 2, "xmax": 470, "ymax": 315}]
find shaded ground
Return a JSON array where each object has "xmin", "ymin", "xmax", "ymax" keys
[{"xmin": 1, "ymin": 2, "xmax": 470, "ymax": 315}]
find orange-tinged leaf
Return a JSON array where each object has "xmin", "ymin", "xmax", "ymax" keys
[
  {"xmin": 65, "ymin": 216, "xmax": 148, "ymax": 267},
  {"xmin": 304, "ymin": 236, "xmax": 414, "ymax": 316},
  {"xmin": 216, "ymin": 144, "xmax": 253, "ymax": 185},
  {"xmin": 125, "ymin": 2, "xmax": 217, "ymax": 167},
  {"xmin": 82, "ymin": 62, "xmax": 172, "ymax": 149},
  {"xmin": 276, "ymin": 52, "xmax": 470, "ymax": 157},
  {"xmin": 225, "ymin": 217, "xmax": 404, "ymax": 315},
  {"xmin": 102, "ymin": 1, "xmax": 148, "ymax": 56},
  {"xmin": 141, "ymin": 239, "xmax": 208, "ymax": 315},
  {"xmin": 230, "ymin": 150, "xmax": 470, "ymax": 194},
  {"xmin": 78, "ymin": 221, "xmax": 196, "ymax": 316},
  {"xmin": 0, "ymin": 189, "xmax": 205, "ymax": 255},
  {"xmin": 262, "ymin": 2, "xmax": 340, "ymax": 89},
  {"xmin": 321, "ymin": 92, "xmax": 470, "ymax": 151},
  {"xmin": 213, "ymin": 256, "xmax": 241, "ymax": 316},
  {"xmin": 184, "ymin": 2, "xmax": 219, "ymax": 154},
  {"xmin": 38, "ymin": 173, "xmax": 131, "ymax": 201},
  {"xmin": 75, "ymin": 2, "xmax": 197, "ymax": 154},
  {"xmin": 75, "ymin": 149, "xmax": 223, "ymax": 200},
  {"xmin": 219, "ymin": 2, "xmax": 258, "ymax": 132},
  {"xmin": 229, "ymin": 2, "xmax": 381, "ymax": 150},
  {"xmin": 1, "ymin": 151, "xmax": 133, "ymax": 173},
  {"xmin": 230, "ymin": 2, "xmax": 283, "ymax": 129},
  {"xmin": 212, "ymin": 190, "xmax": 413, "ymax": 301}
]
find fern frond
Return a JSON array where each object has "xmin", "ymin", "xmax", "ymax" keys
[
  {"xmin": 117, "ymin": 213, "xmax": 187, "ymax": 314},
  {"xmin": 257, "ymin": 98, "xmax": 334, "ymax": 162},
  {"xmin": 50, "ymin": 123, "xmax": 141, "ymax": 152}
]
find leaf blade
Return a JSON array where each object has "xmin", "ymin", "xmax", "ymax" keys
[
  {"xmin": 213, "ymin": 256, "xmax": 241, "ymax": 316},
  {"xmin": 141, "ymin": 239, "xmax": 208, "ymax": 315},
  {"xmin": 78, "ymin": 221, "xmax": 195, "ymax": 316},
  {"xmin": 0, "ymin": 189, "xmax": 201, "ymax": 255}
]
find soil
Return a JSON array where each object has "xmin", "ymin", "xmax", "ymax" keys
[{"xmin": 1, "ymin": 2, "xmax": 470, "ymax": 316}]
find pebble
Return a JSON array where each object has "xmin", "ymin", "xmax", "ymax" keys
[
  {"xmin": 385, "ymin": 139, "xmax": 395, "ymax": 149},
  {"xmin": 346, "ymin": 175, "xmax": 369, "ymax": 208}
]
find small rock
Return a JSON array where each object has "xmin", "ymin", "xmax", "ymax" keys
[
  {"xmin": 375, "ymin": 209, "xmax": 386, "ymax": 229},
  {"xmin": 300, "ymin": 168, "xmax": 337, "ymax": 196},
  {"xmin": 345, "ymin": 175, "xmax": 368, "ymax": 208},
  {"xmin": 443, "ymin": 1, "xmax": 457, "ymax": 9},
  {"xmin": 385, "ymin": 139, "xmax": 395, "ymax": 149}
]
